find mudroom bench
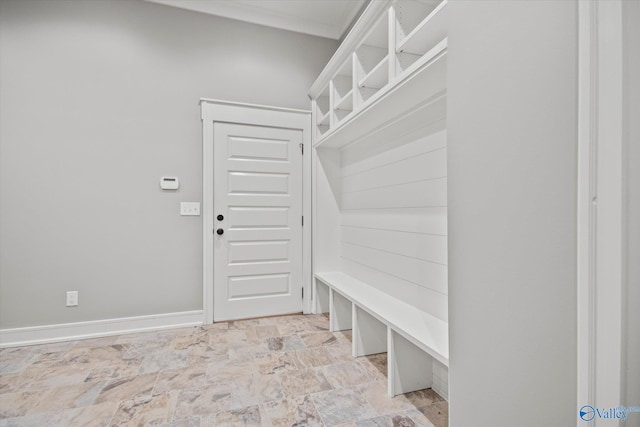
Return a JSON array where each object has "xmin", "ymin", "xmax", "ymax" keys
[{"xmin": 314, "ymin": 272, "xmax": 448, "ymax": 397}]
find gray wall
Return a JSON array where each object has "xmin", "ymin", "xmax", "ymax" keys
[
  {"xmin": 624, "ymin": 0, "xmax": 640, "ymax": 409},
  {"xmin": 0, "ymin": 0, "xmax": 337, "ymax": 328},
  {"xmin": 447, "ymin": 1, "xmax": 578, "ymax": 426}
]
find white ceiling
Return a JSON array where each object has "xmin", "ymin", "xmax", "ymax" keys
[{"xmin": 145, "ymin": 0, "xmax": 367, "ymax": 40}]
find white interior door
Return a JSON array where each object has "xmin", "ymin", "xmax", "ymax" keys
[{"xmin": 213, "ymin": 122, "xmax": 303, "ymax": 321}]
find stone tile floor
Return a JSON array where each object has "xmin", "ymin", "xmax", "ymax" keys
[{"xmin": 0, "ymin": 314, "xmax": 448, "ymax": 426}]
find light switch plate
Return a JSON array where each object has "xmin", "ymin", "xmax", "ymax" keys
[
  {"xmin": 66, "ymin": 291, "xmax": 78, "ymax": 307},
  {"xmin": 180, "ymin": 202, "xmax": 200, "ymax": 216}
]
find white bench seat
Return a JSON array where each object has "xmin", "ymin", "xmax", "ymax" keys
[{"xmin": 315, "ymin": 271, "xmax": 449, "ymax": 396}]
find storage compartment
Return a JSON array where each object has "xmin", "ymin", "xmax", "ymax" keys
[
  {"xmin": 356, "ymin": 14, "xmax": 389, "ymax": 105},
  {"xmin": 309, "ymin": 0, "xmax": 448, "ymax": 144},
  {"xmin": 315, "ymin": 85, "xmax": 331, "ymax": 138},
  {"xmin": 330, "ymin": 289, "xmax": 352, "ymax": 331},
  {"xmin": 394, "ymin": 0, "xmax": 440, "ymax": 43},
  {"xmin": 314, "ymin": 277, "xmax": 331, "ymax": 314},
  {"xmin": 394, "ymin": 0, "xmax": 447, "ymax": 75},
  {"xmin": 331, "ymin": 59, "xmax": 354, "ymax": 124},
  {"xmin": 353, "ymin": 305, "xmax": 387, "ymax": 357}
]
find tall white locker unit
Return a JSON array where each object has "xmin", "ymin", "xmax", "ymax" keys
[{"xmin": 309, "ymin": 1, "xmax": 450, "ymax": 400}]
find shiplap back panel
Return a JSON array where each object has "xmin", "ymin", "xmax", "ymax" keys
[
  {"xmin": 313, "ymin": 148, "xmax": 343, "ymax": 272},
  {"xmin": 339, "ymin": 129, "xmax": 448, "ymax": 321}
]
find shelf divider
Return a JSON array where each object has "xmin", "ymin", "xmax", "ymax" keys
[
  {"xmin": 334, "ymin": 89, "xmax": 354, "ymax": 111},
  {"xmin": 397, "ymin": 0, "xmax": 448, "ymax": 56},
  {"xmin": 317, "ymin": 111, "xmax": 331, "ymax": 126},
  {"xmin": 359, "ymin": 55, "xmax": 389, "ymax": 89}
]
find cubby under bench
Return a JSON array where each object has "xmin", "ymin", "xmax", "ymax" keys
[{"xmin": 314, "ymin": 271, "xmax": 448, "ymax": 398}]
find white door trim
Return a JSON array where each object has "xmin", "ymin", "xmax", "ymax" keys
[
  {"xmin": 577, "ymin": 1, "xmax": 626, "ymax": 423},
  {"xmin": 200, "ymin": 99, "xmax": 312, "ymax": 324},
  {"xmin": 576, "ymin": 0, "xmax": 597, "ymax": 417}
]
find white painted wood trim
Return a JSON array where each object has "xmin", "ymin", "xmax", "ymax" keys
[
  {"xmin": 302, "ymin": 106, "xmax": 313, "ymax": 315},
  {"xmin": 199, "ymin": 98, "xmax": 311, "ymax": 115},
  {"xmin": 311, "ymin": 144, "xmax": 318, "ymax": 315},
  {"xmin": 577, "ymin": 1, "xmax": 626, "ymax": 423},
  {"xmin": 387, "ymin": 6, "xmax": 397, "ymax": 82},
  {"xmin": 352, "ymin": 303, "xmax": 360, "ymax": 357},
  {"xmin": 314, "ymin": 276, "xmax": 331, "ymax": 314},
  {"xmin": 201, "ymin": 99, "xmax": 312, "ymax": 323},
  {"xmin": 330, "ymin": 289, "xmax": 352, "ymax": 332},
  {"xmin": 577, "ymin": 0, "xmax": 597, "ymax": 420},
  {"xmin": 202, "ymin": 103, "xmax": 215, "ymax": 324},
  {"xmin": 431, "ymin": 359, "xmax": 448, "ymax": 401},
  {"xmin": 593, "ymin": 0, "xmax": 624, "ymax": 415},
  {"xmin": 387, "ymin": 326, "xmax": 397, "ymax": 397},
  {"xmin": 0, "ymin": 310, "xmax": 204, "ymax": 348},
  {"xmin": 328, "ymin": 288, "xmax": 335, "ymax": 332}
]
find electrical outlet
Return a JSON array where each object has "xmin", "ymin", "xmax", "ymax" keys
[
  {"xmin": 180, "ymin": 202, "xmax": 200, "ymax": 216},
  {"xmin": 66, "ymin": 291, "xmax": 78, "ymax": 307}
]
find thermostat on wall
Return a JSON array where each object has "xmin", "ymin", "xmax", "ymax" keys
[{"xmin": 160, "ymin": 176, "xmax": 179, "ymax": 190}]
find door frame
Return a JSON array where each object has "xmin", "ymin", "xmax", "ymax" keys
[
  {"xmin": 577, "ymin": 0, "xmax": 628, "ymax": 422},
  {"xmin": 200, "ymin": 99, "xmax": 312, "ymax": 324}
]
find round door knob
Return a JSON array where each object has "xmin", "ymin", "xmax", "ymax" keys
[
  {"xmin": 216, "ymin": 228, "xmax": 224, "ymax": 235},
  {"xmin": 217, "ymin": 214, "xmax": 224, "ymax": 221}
]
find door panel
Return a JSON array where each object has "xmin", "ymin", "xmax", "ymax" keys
[
  {"xmin": 228, "ymin": 241, "xmax": 289, "ymax": 264},
  {"xmin": 228, "ymin": 172, "xmax": 290, "ymax": 194},
  {"xmin": 228, "ymin": 273, "xmax": 291, "ymax": 299},
  {"xmin": 228, "ymin": 206, "xmax": 289, "ymax": 228},
  {"xmin": 228, "ymin": 136, "xmax": 290, "ymax": 161},
  {"xmin": 213, "ymin": 123, "xmax": 303, "ymax": 321}
]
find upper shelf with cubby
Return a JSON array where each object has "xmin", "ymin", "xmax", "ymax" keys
[
  {"xmin": 331, "ymin": 59, "xmax": 354, "ymax": 126},
  {"xmin": 355, "ymin": 12, "xmax": 389, "ymax": 105},
  {"xmin": 309, "ymin": 0, "xmax": 448, "ymax": 148},
  {"xmin": 314, "ymin": 84, "xmax": 331, "ymax": 137},
  {"xmin": 396, "ymin": 0, "xmax": 448, "ymax": 74}
]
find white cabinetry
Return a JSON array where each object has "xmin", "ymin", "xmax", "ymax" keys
[{"xmin": 309, "ymin": 0, "xmax": 450, "ymax": 400}]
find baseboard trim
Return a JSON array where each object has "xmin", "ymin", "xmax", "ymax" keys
[{"xmin": 0, "ymin": 310, "xmax": 204, "ymax": 348}]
